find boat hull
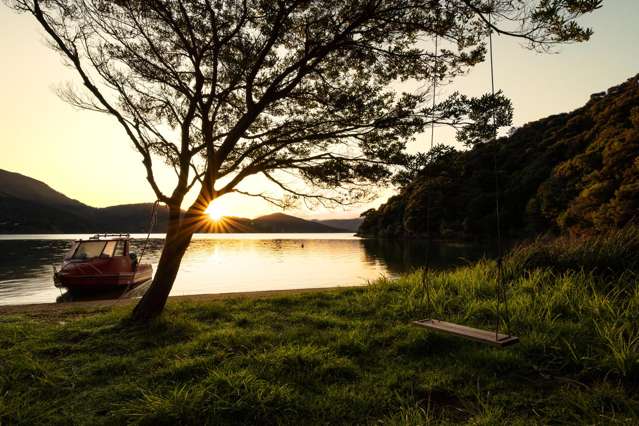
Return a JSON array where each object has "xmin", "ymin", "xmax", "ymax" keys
[{"xmin": 54, "ymin": 264, "xmax": 153, "ymax": 292}]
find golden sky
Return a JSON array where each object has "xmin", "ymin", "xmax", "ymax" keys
[{"xmin": 1, "ymin": 2, "xmax": 638, "ymax": 219}]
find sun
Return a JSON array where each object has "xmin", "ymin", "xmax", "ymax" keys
[{"xmin": 205, "ymin": 202, "xmax": 225, "ymax": 222}]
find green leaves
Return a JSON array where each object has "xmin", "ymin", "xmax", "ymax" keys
[
  {"xmin": 454, "ymin": 91, "xmax": 514, "ymax": 147},
  {"xmin": 10, "ymin": 0, "xmax": 602, "ymax": 208}
]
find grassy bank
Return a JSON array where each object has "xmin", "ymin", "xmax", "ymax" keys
[{"xmin": 1, "ymin": 231, "xmax": 638, "ymax": 425}]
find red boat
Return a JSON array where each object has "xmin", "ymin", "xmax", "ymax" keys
[{"xmin": 53, "ymin": 234, "xmax": 153, "ymax": 292}]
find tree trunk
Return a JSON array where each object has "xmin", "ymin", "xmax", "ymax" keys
[{"xmin": 131, "ymin": 207, "xmax": 194, "ymax": 322}]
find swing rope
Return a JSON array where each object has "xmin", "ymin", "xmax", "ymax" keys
[
  {"xmin": 414, "ymin": 8, "xmax": 518, "ymax": 346},
  {"xmin": 421, "ymin": 33, "xmax": 438, "ymax": 319},
  {"xmin": 488, "ymin": 11, "xmax": 513, "ymax": 339}
]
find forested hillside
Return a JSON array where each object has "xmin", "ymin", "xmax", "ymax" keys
[{"xmin": 359, "ymin": 75, "xmax": 639, "ymax": 239}]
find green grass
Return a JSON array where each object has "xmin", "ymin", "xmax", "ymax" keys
[
  {"xmin": 1, "ymin": 231, "xmax": 638, "ymax": 425},
  {"xmin": 505, "ymin": 226, "xmax": 639, "ymax": 276}
]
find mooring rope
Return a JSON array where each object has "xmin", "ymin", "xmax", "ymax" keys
[{"xmin": 118, "ymin": 200, "xmax": 160, "ymax": 301}]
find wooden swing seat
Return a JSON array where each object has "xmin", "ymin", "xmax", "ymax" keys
[{"xmin": 413, "ymin": 319, "xmax": 519, "ymax": 348}]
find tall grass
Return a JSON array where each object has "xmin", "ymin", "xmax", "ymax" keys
[
  {"xmin": 505, "ymin": 225, "xmax": 639, "ymax": 276},
  {"xmin": 1, "ymin": 229, "xmax": 638, "ymax": 424}
]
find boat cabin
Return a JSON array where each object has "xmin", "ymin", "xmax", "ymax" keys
[
  {"xmin": 65, "ymin": 234, "xmax": 134, "ymax": 262},
  {"xmin": 54, "ymin": 234, "xmax": 152, "ymax": 291}
]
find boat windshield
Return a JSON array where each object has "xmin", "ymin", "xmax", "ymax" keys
[
  {"xmin": 64, "ymin": 242, "xmax": 79, "ymax": 260},
  {"xmin": 103, "ymin": 241, "xmax": 117, "ymax": 257},
  {"xmin": 72, "ymin": 241, "xmax": 107, "ymax": 259}
]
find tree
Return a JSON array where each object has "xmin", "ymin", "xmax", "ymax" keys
[{"xmin": 7, "ymin": 0, "xmax": 602, "ymax": 320}]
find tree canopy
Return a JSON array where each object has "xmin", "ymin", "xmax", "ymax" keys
[
  {"xmin": 7, "ymin": 0, "xmax": 603, "ymax": 319},
  {"xmin": 9, "ymin": 0, "xmax": 601, "ymax": 215}
]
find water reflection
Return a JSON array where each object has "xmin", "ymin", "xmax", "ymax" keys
[
  {"xmin": 361, "ymin": 239, "xmax": 497, "ymax": 273},
  {"xmin": 0, "ymin": 234, "xmax": 497, "ymax": 306}
]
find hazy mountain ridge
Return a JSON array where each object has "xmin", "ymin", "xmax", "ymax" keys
[
  {"xmin": 313, "ymin": 218, "xmax": 363, "ymax": 232},
  {"xmin": 0, "ymin": 171, "xmax": 351, "ymax": 233},
  {"xmin": 251, "ymin": 213, "xmax": 344, "ymax": 233}
]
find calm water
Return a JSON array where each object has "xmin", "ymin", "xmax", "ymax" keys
[{"xmin": 0, "ymin": 234, "xmax": 495, "ymax": 306}]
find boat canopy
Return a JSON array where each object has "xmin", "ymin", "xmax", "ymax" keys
[{"xmin": 68, "ymin": 239, "xmax": 127, "ymax": 260}]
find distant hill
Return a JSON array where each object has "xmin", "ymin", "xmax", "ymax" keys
[
  {"xmin": 0, "ymin": 169, "xmax": 88, "ymax": 209},
  {"xmin": 314, "ymin": 218, "xmax": 363, "ymax": 232},
  {"xmin": 93, "ymin": 204, "xmax": 171, "ymax": 234},
  {"xmin": 193, "ymin": 213, "xmax": 344, "ymax": 233},
  {"xmin": 359, "ymin": 74, "xmax": 639, "ymax": 239},
  {"xmin": 0, "ymin": 195, "xmax": 94, "ymax": 233},
  {"xmin": 0, "ymin": 169, "xmax": 93, "ymax": 232},
  {"xmin": 0, "ymin": 170, "xmax": 348, "ymax": 233},
  {"xmin": 251, "ymin": 213, "xmax": 343, "ymax": 233}
]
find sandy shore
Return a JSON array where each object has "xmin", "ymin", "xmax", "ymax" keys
[{"xmin": 0, "ymin": 286, "xmax": 357, "ymax": 318}]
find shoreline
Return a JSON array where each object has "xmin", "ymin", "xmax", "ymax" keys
[{"xmin": 0, "ymin": 286, "xmax": 359, "ymax": 317}]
